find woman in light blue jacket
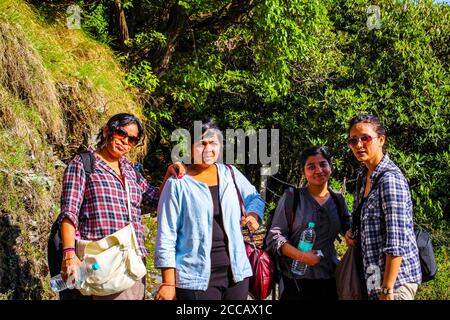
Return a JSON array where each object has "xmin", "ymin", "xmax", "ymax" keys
[{"xmin": 154, "ymin": 120, "xmax": 265, "ymax": 300}]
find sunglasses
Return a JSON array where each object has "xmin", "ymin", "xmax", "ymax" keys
[
  {"xmin": 347, "ymin": 135, "xmax": 378, "ymax": 147},
  {"xmin": 113, "ymin": 127, "xmax": 140, "ymax": 146}
]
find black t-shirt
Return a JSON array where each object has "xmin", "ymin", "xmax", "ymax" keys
[{"xmin": 209, "ymin": 185, "xmax": 230, "ymax": 268}]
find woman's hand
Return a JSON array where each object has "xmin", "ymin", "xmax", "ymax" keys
[
  {"xmin": 61, "ymin": 251, "xmax": 82, "ymax": 283},
  {"xmin": 155, "ymin": 284, "xmax": 176, "ymax": 300},
  {"xmin": 299, "ymin": 250, "xmax": 321, "ymax": 267},
  {"xmin": 344, "ymin": 229, "xmax": 357, "ymax": 247},
  {"xmin": 159, "ymin": 162, "xmax": 187, "ymax": 194},
  {"xmin": 379, "ymin": 292, "xmax": 395, "ymax": 300},
  {"xmin": 241, "ymin": 212, "xmax": 260, "ymax": 232},
  {"xmin": 167, "ymin": 162, "xmax": 186, "ymax": 179}
]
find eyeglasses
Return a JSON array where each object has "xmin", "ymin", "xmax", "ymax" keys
[
  {"xmin": 113, "ymin": 127, "xmax": 140, "ymax": 146},
  {"xmin": 347, "ymin": 135, "xmax": 379, "ymax": 147}
]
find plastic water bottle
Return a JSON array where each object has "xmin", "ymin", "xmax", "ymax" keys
[
  {"xmin": 291, "ymin": 222, "xmax": 316, "ymax": 276},
  {"xmin": 50, "ymin": 262, "xmax": 99, "ymax": 292}
]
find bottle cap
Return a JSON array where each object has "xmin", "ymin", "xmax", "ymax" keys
[
  {"xmin": 92, "ymin": 262, "xmax": 100, "ymax": 271},
  {"xmin": 308, "ymin": 222, "xmax": 315, "ymax": 228}
]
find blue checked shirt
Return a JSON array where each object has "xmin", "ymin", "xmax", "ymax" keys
[{"xmin": 353, "ymin": 154, "xmax": 421, "ymax": 299}]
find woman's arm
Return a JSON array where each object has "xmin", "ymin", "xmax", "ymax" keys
[
  {"xmin": 60, "ymin": 218, "xmax": 82, "ymax": 279},
  {"xmin": 159, "ymin": 162, "xmax": 186, "ymax": 194},
  {"xmin": 154, "ymin": 179, "xmax": 181, "ymax": 299},
  {"xmin": 380, "ymin": 256, "xmax": 402, "ymax": 300},
  {"xmin": 59, "ymin": 156, "xmax": 86, "ymax": 278},
  {"xmin": 280, "ymin": 242, "xmax": 321, "ymax": 266},
  {"xmin": 155, "ymin": 267, "xmax": 176, "ymax": 300},
  {"xmin": 231, "ymin": 165, "xmax": 265, "ymax": 222},
  {"xmin": 379, "ymin": 172, "xmax": 411, "ymax": 299},
  {"xmin": 141, "ymin": 162, "xmax": 186, "ymax": 210}
]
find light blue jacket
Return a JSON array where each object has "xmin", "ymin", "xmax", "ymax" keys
[{"xmin": 154, "ymin": 164, "xmax": 265, "ymax": 290}]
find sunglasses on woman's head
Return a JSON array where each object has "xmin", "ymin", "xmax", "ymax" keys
[
  {"xmin": 113, "ymin": 127, "xmax": 140, "ymax": 146},
  {"xmin": 347, "ymin": 135, "xmax": 378, "ymax": 147}
]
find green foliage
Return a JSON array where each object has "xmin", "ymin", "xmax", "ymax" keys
[
  {"xmin": 79, "ymin": 1, "xmax": 113, "ymax": 45},
  {"xmin": 125, "ymin": 60, "xmax": 159, "ymax": 94},
  {"xmin": 416, "ymin": 247, "xmax": 450, "ymax": 300},
  {"xmin": 9, "ymin": 0, "xmax": 448, "ymax": 299}
]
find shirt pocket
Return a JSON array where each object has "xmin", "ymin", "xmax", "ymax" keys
[{"xmin": 361, "ymin": 196, "xmax": 383, "ymax": 232}]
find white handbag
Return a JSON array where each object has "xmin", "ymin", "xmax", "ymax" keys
[{"xmin": 76, "ymin": 179, "xmax": 147, "ymax": 296}]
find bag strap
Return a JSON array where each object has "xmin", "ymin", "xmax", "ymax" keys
[
  {"xmin": 225, "ymin": 164, "xmax": 255, "ymax": 243},
  {"xmin": 284, "ymin": 187, "xmax": 299, "ymax": 240},
  {"xmin": 328, "ymin": 188, "xmax": 350, "ymax": 236},
  {"xmin": 124, "ymin": 179, "xmax": 133, "ymax": 223},
  {"xmin": 80, "ymin": 151, "xmax": 94, "ymax": 177}
]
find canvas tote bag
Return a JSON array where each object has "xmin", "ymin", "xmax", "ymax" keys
[{"xmin": 76, "ymin": 179, "xmax": 147, "ymax": 296}]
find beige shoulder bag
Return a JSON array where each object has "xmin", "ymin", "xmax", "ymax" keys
[{"xmin": 76, "ymin": 178, "xmax": 147, "ymax": 296}]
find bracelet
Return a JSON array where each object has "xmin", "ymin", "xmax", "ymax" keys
[
  {"xmin": 63, "ymin": 256, "xmax": 76, "ymax": 261},
  {"xmin": 160, "ymin": 283, "xmax": 176, "ymax": 287},
  {"xmin": 62, "ymin": 247, "xmax": 75, "ymax": 253}
]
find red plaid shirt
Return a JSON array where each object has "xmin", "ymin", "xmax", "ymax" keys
[{"xmin": 59, "ymin": 151, "xmax": 159, "ymax": 256}]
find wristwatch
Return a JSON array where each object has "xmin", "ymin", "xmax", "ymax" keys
[{"xmin": 381, "ymin": 287, "xmax": 394, "ymax": 295}]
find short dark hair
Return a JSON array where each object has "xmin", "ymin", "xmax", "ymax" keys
[
  {"xmin": 188, "ymin": 119, "xmax": 222, "ymax": 145},
  {"xmin": 299, "ymin": 146, "xmax": 332, "ymax": 170},
  {"xmin": 96, "ymin": 113, "xmax": 144, "ymax": 149}
]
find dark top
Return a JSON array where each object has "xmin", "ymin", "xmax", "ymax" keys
[
  {"xmin": 266, "ymin": 188, "xmax": 351, "ymax": 279},
  {"xmin": 209, "ymin": 185, "xmax": 230, "ymax": 268}
]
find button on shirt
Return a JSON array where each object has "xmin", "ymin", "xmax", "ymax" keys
[
  {"xmin": 59, "ymin": 151, "xmax": 159, "ymax": 256},
  {"xmin": 353, "ymin": 154, "xmax": 422, "ymax": 299}
]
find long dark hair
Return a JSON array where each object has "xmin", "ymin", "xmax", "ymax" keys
[
  {"xmin": 96, "ymin": 113, "xmax": 144, "ymax": 149},
  {"xmin": 348, "ymin": 114, "xmax": 386, "ymax": 152}
]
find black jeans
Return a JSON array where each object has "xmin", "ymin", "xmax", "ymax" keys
[
  {"xmin": 176, "ymin": 266, "xmax": 249, "ymax": 300},
  {"xmin": 280, "ymin": 277, "xmax": 338, "ymax": 300}
]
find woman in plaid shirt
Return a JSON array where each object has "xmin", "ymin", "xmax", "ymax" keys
[
  {"xmin": 344, "ymin": 114, "xmax": 421, "ymax": 300},
  {"xmin": 58, "ymin": 113, "xmax": 183, "ymax": 300}
]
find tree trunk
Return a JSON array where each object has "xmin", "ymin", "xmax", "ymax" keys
[
  {"xmin": 114, "ymin": 0, "xmax": 129, "ymax": 52},
  {"xmin": 151, "ymin": 4, "xmax": 187, "ymax": 77}
]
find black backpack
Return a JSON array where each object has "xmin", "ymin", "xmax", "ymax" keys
[
  {"xmin": 367, "ymin": 169, "xmax": 437, "ymax": 283},
  {"xmin": 47, "ymin": 151, "xmax": 143, "ymax": 278}
]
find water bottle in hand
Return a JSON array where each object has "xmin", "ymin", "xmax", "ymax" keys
[
  {"xmin": 50, "ymin": 262, "xmax": 99, "ymax": 292},
  {"xmin": 291, "ymin": 222, "xmax": 316, "ymax": 276}
]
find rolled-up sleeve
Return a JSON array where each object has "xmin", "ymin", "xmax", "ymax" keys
[
  {"xmin": 232, "ymin": 166, "xmax": 265, "ymax": 221},
  {"xmin": 265, "ymin": 193, "xmax": 290, "ymax": 256},
  {"xmin": 381, "ymin": 173, "xmax": 410, "ymax": 257},
  {"xmin": 154, "ymin": 178, "xmax": 180, "ymax": 268},
  {"xmin": 59, "ymin": 155, "xmax": 86, "ymax": 229}
]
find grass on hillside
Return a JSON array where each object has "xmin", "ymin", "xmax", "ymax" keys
[{"xmin": 0, "ymin": 0, "xmax": 145, "ymax": 299}]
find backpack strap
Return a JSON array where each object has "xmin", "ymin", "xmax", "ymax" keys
[
  {"xmin": 284, "ymin": 187, "xmax": 299, "ymax": 240},
  {"xmin": 79, "ymin": 151, "xmax": 94, "ymax": 177},
  {"xmin": 370, "ymin": 169, "xmax": 397, "ymax": 198},
  {"xmin": 328, "ymin": 189, "xmax": 350, "ymax": 235}
]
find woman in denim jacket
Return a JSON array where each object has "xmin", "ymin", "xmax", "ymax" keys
[{"xmin": 154, "ymin": 120, "xmax": 265, "ymax": 300}]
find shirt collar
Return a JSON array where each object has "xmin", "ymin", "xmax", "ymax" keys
[{"xmin": 369, "ymin": 153, "xmax": 391, "ymax": 183}]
